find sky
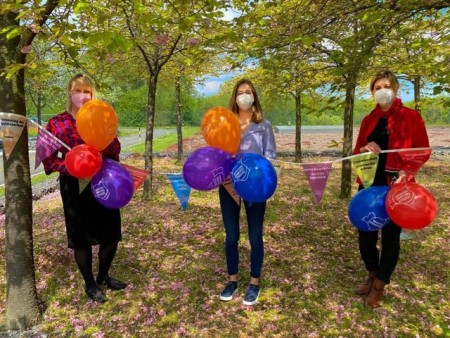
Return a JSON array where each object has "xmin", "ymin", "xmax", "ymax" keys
[{"xmin": 195, "ymin": 73, "xmax": 417, "ymax": 102}]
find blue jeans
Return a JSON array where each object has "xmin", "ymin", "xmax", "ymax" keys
[{"xmin": 219, "ymin": 185, "xmax": 266, "ymax": 279}]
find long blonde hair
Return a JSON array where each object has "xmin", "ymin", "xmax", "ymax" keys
[
  {"xmin": 66, "ymin": 74, "xmax": 96, "ymax": 112},
  {"xmin": 229, "ymin": 78, "xmax": 264, "ymax": 123}
]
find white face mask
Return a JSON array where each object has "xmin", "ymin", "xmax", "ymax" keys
[
  {"xmin": 71, "ymin": 92, "xmax": 91, "ymax": 109},
  {"xmin": 374, "ymin": 88, "xmax": 395, "ymax": 106},
  {"xmin": 236, "ymin": 93, "xmax": 254, "ymax": 111}
]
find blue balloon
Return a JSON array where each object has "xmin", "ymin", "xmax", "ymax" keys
[
  {"xmin": 348, "ymin": 186, "xmax": 390, "ymax": 231},
  {"xmin": 230, "ymin": 153, "xmax": 277, "ymax": 203}
]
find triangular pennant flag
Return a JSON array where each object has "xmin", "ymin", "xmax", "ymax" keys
[
  {"xmin": 222, "ymin": 177, "xmax": 241, "ymax": 206},
  {"xmin": 121, "ymin": 163, "xmax": 150, "ymax": 192},
  {"xmin": 35, "ymin": 127, "xmax": 63, "ymax": 169},
  {"xmin": 351, "ymin": 153, "xmax": 379, "ymax": 188},
  {"xmin": 0, "ymin": 112, "xmax": 27, "ymax": 160},
  {"xmin": 273, "ymin": 162, "xmax": 282, "ymax": 177},
  {"xmin": 301, "ymin": 162, "xmax": 333, "ymax": 203},
  {"xmin": 166, "ymin": 173, "xmax": 191, "ymax": 211},
  {"xmin": 79, "ymin": 178, "xmax": 91, "ymax": 194},
  {"xmin": 398, "ymin": 149, "xmax": 431, "ymax": 175}
]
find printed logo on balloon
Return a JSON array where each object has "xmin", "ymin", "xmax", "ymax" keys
[
  {"xmin": 91, "ymin": 159, "xmax": 134, "ymax": 209},
  {"xmin": 386, "ymin": 182, "xmax": 437, "ymax": 230},
  {"xmin": 348, "ymin": 186, "xmax": 390, "ymax": 231},
  {"xmin": 182, "ymin": 146, "xmax": 232, "ymax": 191},
  {"xmin": 230, "ymin": 153, "xmax": 277, "ymax": 203}
]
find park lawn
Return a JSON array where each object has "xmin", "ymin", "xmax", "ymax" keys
[
  {"xmin": 0, "ymin": 154, "xmax": 448, "ymax": 337},
  {"xmin": 124, "ymin": 126, "xmax": 200, "ymax": 153}
]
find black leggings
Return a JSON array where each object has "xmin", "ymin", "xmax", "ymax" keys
[
  {"xmin": 358, "ymin": 221, "xmax": 402, "ymax": 284},
  {"xmin": 74, "ymin": 242, "xmax": 118, "ymax": 286}
]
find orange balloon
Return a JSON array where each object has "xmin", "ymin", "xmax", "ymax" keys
[
  {"xmin": 201, "ymin": 107, "xmax": 241, "ymax": 154},
  {"xmin": 76, "ymin": 99, "xmax": 118, "ymax": 151}
]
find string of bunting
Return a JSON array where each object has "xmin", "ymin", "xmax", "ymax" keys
[
  {"xmin": 0, "ymin": 112, "xmax": 431, "ymax": 212},
  {"xmin": 160, "ymin": 147, "xmax": 431, "ymax": 211}
]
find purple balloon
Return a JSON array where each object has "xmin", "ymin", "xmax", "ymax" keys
[
  {"xmin": 91, "ymin": 159, "xmax": 134, "ymax": 209},
  {"xmin": 182, "ymin": 146, "xmax": 232, "ymax": 191}
]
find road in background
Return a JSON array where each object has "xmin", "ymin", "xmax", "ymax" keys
[{"xmin": 0, "ymin": 128, "xmax": 176, "ymax": 186}]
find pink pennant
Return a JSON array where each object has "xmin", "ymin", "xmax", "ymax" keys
[
  {"xmin": 121, "ymin": 163, "xmax": 150, "ymax": 192},
  {"xmin": 35, "ymin": 128, "xmax": 63, "ymax": 169},
  {"xmin": 301, "ymin": 162, "xmax": 333, "ymax": 203},
  {"xmin": 398, "ymin": 149, "xmax": 431, "ymax": 174}
]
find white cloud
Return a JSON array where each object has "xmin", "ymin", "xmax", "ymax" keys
[{"xmin": 196, "ymin": 80, "xmax": 223, "ymax": 95}]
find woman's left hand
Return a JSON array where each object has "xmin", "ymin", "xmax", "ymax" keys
[{"xmin": 394, "ymin": 170, "xmax": 408, "ymax": 184}]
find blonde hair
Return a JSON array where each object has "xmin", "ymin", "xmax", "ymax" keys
[
  {"xmin": 369, "ymin": 70, "xmax": 400, "ymax": 94},
  {"xmin": 66, "ymin": 74, "xmax": 96, "ymax": 112},
  {"xmin": 229, "ymin": 78, "xmax": 264, "ymax": 123}
]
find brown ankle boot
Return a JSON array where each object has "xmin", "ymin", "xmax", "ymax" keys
[
  {"xmin": 366, "ymin": 278, "xmax": 386, "ymax": 309},
  {"xmin": 356, "ymin": 271, "xmax": 377, "ymax": 295}
]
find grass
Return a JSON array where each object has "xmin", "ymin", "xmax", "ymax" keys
[
  {"xmin": 0, "ymin": 154, "xmax": 448, "ymax": 337},
  {"xmin": 124, "ymin": 126, "xmax": 199, "ymax": 153}
]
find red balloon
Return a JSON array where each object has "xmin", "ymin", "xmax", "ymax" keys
[
  {"xmin": 65, "ymin": 144, "xmax": 103, "ymax": 179},
  {"xmin": 386, "ymin": 182, "xmax": 437, "ymax": 230}
]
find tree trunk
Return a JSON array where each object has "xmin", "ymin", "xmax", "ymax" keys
[
  {"xmin": 294, "ymin": 92, "xmax": 302, "ymax": 163},
  {"xmin": 340, "ymin": 79, "xmax": 356, "ymax": 199},
  {"xmin": 37, "ymin": 93, "xmax": 42, "ymax": 124},
  {"xmin": 0, "ymin": 13, "xmax": 40, "ymax": 328},
  {"xmin": 143, "ymin": 72, "xmax": 158, "ymax": 199},
  {"xmin": 413, "ymin": 76, "xmax": 421, "ymax": 112},
  {"xmin": 175, "ymin": 77, "xmax": 183, "ymax": 161}
]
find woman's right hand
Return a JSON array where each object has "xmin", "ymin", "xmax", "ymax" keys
[{"xmin": 360, "ymin": 141, "xmax": 381, "ymax": 155}]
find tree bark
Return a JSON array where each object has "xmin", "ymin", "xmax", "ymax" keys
[
  {"xmin": 294, "ymin": 91, "xmax": 302, "ymax": 163},
  {"xmin": 143, "ymin": 72, "xmax": 158, "ymax": 199},
  {"xmin": 340, "ymin": 78, "xmax": 356, "ymax": 199},
  {"xmin": 0, "ymin": 13, "xmax": 40, "ymax": 330},
  {"xmin": 413, "ymin": 76, "xmax": 421, "ymax": 112},
  {"xmin": 175, "ymin": 77, "xmax": 183, "ymax": 161}
]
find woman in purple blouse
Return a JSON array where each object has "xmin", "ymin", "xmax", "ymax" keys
[
  {"xmin": 218, "ymin": 79, "xmax": 276, "ymax": 306},
  {"xmin": 43, "ymin": 74, "xmax": 126, "ymax": 303}
]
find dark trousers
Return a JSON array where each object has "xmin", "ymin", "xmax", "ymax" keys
[
  {"xmin": 219, "ymin": 185, "xmax": 266, "ymax": 279},
  {"xmin": 358, "ymin": 220, "xmax": 402, "ymax": 284}
]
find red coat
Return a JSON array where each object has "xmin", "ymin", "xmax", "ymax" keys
[{"xmin": 353, "ymin": 98, "xmax": 429, "ymax": 173}]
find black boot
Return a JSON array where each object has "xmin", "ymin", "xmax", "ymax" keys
[
  {"xmin": 85, "ymin": 283, "xmax": 107, "ymax": 303},
  {"xmin": 96, "ymin": 276, "xmax": 127, "ymax": 290}
]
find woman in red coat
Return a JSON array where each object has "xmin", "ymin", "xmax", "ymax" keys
[{"xmin": 352, "ymin": 70, "xmax": 429, "ymax": 308}]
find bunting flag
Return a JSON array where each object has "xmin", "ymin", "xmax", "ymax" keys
[
  {"xmin": 121, "ymin": 163, "xmax": 150, "ymax": 192},
  {"xmin": 301, "ymin": 162, "xmax": 333, "ymax": 203},
  {"xmin": 397, "ymin": 148, "xmax": 432, "ymax": 174},
  {"xmin": 0, "ymin": 112, "xmax": 27, "ymax": 160},
  {"xmin": 35, "ymin": 127, "xmax": 64, "ymax": 169},
  {"xmin": 222, "ymin": 177, "xmax": 241, "ymax": 206},
  {"xmin": 166, "ymin": 173, "xmax": 191, "ymax": 211},
  {"xmin": 272, "ymin": 161, "xmax": 283, "ymax": 177},
  {"xmin": 79, "ymin": 178, "xmax": 91, "ymax": 194},
  {"xmin": 351, "ymin": 152, "xmax": 379, "ymax": 188}
]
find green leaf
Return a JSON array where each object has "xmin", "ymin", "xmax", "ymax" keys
[{"xmin": 4, "ymin": 26, "xmax": 22, "ymax": 40}]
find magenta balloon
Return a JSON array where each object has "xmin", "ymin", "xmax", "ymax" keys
[
  {"xmin": 182, "ymin": 146, "xmax": 232, "ymax": 191},
  {"xmin": 91, "ymin": 159, "xmax": 134, "ymax": 209}
]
